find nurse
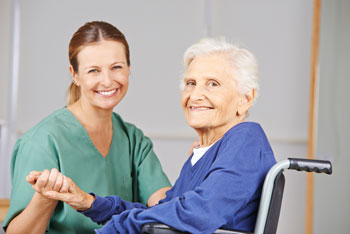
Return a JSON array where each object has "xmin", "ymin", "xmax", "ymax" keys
[{"xmin": 3, "ymin": 21, "xmax": 171, "ymax": 234}]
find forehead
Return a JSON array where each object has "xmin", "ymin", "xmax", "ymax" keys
[
  {"xmin": 77, "ymin": 40, "xmax": 126, "ymax": 65},
  {"xmin": 186, "ymin": 53, "xmax": 234, "ymax": 79}
]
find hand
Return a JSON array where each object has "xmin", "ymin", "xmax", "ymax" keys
[
  {"xmin": 44, "ymin": 175, "xmax": 94, "ymax": 211},
  {"xmin": 26, "ymin": 169, "xmax": 69, "ymax": 198},
  {"xmin": 26, "ymin": 169, "xmax": 95, "ymax": 211},
  {"xmin": 188, "ymin": 140, "xmax": 200, "ymax": 157}
]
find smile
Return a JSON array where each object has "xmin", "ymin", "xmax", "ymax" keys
[
  {"xmin": 95, "ymin": 89, "xmax": 118, "ymax": 97},
  {"xmin": 190, "ymin": 106, "xmax": 213, "ymax": 110}
]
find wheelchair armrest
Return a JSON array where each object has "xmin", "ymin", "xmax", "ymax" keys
[{"xmin": 141, "ymin": 223, "xmax": 252, "ymax": 234}]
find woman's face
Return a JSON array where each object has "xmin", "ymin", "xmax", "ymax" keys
[
  {"xmin": 181, "ymin": 53, "xmax": 246, "ymax": 132},
  {"xmin": 71, "ymin": 40, "xmax": 130, "ymax": 111}
]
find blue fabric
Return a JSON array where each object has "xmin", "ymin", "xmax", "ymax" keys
[{"xmin": 82, "ymin": 122, "xmax": 276, "ymax": 234}]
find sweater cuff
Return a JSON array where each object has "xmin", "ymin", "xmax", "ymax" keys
[{"xmin": 79, "ymin": 193, "xmax": 113, "ymax": 224}]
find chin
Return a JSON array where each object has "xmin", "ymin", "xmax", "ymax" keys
[
  {"xmin": 188, "ymin": 121, "xmax": 209, "ymax": 130},
  {"xmin": 94, "ymin": 101, "xmax": 119, "ymax": 110}
]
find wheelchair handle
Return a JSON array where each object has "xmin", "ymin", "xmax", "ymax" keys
[{"xmin": 288, "ymin": 158, "xmax": 332, "ymax": 174}]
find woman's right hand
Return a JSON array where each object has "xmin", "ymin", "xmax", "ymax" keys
[
  {"xmin": 26, "ymin": 169, "xmax": 69, "ymax": 196},
  {"xmin": 26, "ymin": 169, "xmax": 95, "ymax": 211}
]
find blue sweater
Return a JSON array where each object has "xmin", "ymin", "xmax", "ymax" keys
[{"xmin": 81, "ymin": 122, "xmax": 276, "ymax": 234}]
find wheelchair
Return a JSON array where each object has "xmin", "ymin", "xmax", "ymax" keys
[{"xmin": 142, "ymin": 158, "xmax": 332, "ymax": 234}]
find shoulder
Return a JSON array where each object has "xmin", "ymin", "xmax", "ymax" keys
[
  {"xmin": 14, "ymin": 108, "xmax": 75, "ymax": 154},
  {"xmin": 226, "ymin": 122, "xmax": 265, "ymax": 137},
  {"xmin": 20, "ymin": 108, "xmax": 72, "ymax": 140},
  {"xmin": 112, "ymin": 112, "xmax": 148, "ymax": 141},
  {"xmin": 215, "ymin": 122, "xmax": 275, "ymax": 162},
  {"xmin": 223, "ymin": 122, "xmax": 271, "ymax": 150},
  {"xmin": 214, "ymin": 122, "xmax": 276, "ymax": 171}
]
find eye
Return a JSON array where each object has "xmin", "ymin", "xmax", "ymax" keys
[
  {"xmin": 112, "ymin": 65, "xmax": 123, "ymax": 70},
  {"xmin": 208, "ymin": 80, "xmax": 219, "ymax": 87},
  {"xmin": 88, "ymin": 69, "xmax": 98, "ymax": 74},
  {"xmin": 185, "ymin": 80, "xmax": 196, "ymax": 86}
]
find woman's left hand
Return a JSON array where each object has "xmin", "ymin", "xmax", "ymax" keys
[{"xmin": 26, "ymin": 170, "xmax": 95, "ymax": 211}]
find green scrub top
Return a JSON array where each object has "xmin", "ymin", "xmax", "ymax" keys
[{"xmin": 3, "ymin": 108, "xmax": 171, "ymax": 233}]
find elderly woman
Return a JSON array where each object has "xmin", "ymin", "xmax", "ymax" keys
[{"xmin": 27, "ymin": 38, "xmax": 276, "ymax": 233}]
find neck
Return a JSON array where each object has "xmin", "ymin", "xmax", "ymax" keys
[
  {"xmin": 196, "ymin": 117, "xmax": 244, "ymax": 147},
  {"xmin": 67, "ymin": 100, "xmax": 113, "ymax": 131}
]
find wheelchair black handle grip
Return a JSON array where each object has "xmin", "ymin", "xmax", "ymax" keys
[{"xmin": 288, "ymin": 158, "xmax": 332, "ymax": 174}]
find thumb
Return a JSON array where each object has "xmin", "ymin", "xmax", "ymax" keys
[{"xmin": 45, "ymin": 191, "xmax": 70, "ymax": 202}]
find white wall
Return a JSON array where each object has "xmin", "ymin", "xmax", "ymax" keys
[
  {"xmin": 0, "ymin": 0, "xmax": 11, "ymax": 121},
  {"xmin": 0, "ymin": 0, "xmax": 12, "ymax": 204},
  {"xmin": 1, "ymin": 1, "xmax": 314, "ymax": 233},
  {"xmin": 314, "ymin": 0, "xmax": 350, "ymax": 233}
]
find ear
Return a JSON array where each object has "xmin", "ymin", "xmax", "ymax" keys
[
  {"xmin": 69, "ymin": 65, "xmax": 79, "ymax": 86},
  {"xmin": 237, "ymin": 89, "xmax": 255, "ymax": 116}
]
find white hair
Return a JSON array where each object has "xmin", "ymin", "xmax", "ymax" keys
[{"xmin": 181, "ymin": 38, "xmax": 259, "ymax": 100}]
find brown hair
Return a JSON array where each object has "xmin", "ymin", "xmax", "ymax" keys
[{"xmin": 66, "ymin": 21, "xmax": 130, "ymax": 105}]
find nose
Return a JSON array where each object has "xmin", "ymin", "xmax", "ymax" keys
[
  {"xmin": 190, "ymin": 85, "xmax": 205, "ymax": 101},
  {"xmin": 100, "ymin": 70, "xmax": 113, "ymax": 87}
]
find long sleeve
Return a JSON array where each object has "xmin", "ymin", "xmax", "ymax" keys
[
  {"xmin": 94, "ymin": 123, "xmax": 276, "ymax": 234},
  {"xmin": 80, "ymin": 194, "xmax": 147, "ymax": 225}
]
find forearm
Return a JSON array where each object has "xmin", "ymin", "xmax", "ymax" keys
[
  {"xmin": 147, "ymin": 186, "xmax": 171, "ymax": 206},
  {"xmin": 81, "ymin": 194, "xmax": 146, "ymax": 224},
  {"xmin": 6, "ymin": 192, "xmax": 57, "ymax": 234}
]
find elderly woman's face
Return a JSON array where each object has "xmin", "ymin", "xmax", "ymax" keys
[{"xmin": 181, "ymin": 53, "xmax": 246, "ymax": 132}]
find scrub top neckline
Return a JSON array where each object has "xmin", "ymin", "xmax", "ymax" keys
[{"xmin": 63, "ymin": 107, "xmax": 115, "ymax": 159}]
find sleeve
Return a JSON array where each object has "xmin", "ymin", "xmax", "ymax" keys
[
  {"xmin": 79, "ymin": 194, "xmax": 147, "ymax": 225},
  {"xmin": 129, "ymin": 126, "xmax": 171, "ymax": 204},
  {"xmin": 2, "ymin": 137, "xmax": 59, "ymax": 229},
  {"xmin": 94, "ymin": 130, "xmax": 274, "ymax": 234}
]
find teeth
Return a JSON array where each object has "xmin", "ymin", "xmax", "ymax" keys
[
  {"xmin": 191, "ymin": 106, "xmax": 211, "ymax": 110},
  {"xmin": 97, "ymin": 89, "xmax": 117, "ymax": 96}
]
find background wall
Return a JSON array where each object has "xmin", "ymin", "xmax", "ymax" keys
[
  {"xmin": 0, "ymin": 0, "xmax": 12, "ymax": 208},
  {"xmin": 0, "ymin": 1, "xmax": 321, "ymax": 233},
  {"xmin": 314, "ymin": 0, "xmax": 350, "ymax": 233},
  {"xmin": 0, "ymin": 0, "xmax": 11, "ymax": 122}
]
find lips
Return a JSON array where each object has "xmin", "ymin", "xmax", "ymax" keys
[
  {"xmin": 189, "ymin": 106, "xmax": 214, "ymax": 110},
  {"xmin": 95, "ymin": 88, "xmax": 118, "ymax": 97}
]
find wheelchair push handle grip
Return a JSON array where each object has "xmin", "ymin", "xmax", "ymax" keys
[{"xmin": 288, "ymin": 158, "xmax": 332, "ymax": 174}]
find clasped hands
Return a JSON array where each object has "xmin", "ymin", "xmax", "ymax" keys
[{"xmin": 26, "ymin": 168, "xmax": 95, "ymax": 211}]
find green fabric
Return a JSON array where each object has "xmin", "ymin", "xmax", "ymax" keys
[{"xmin": 3, "ymin": 108, "xmax": 171, "ymax": 234}]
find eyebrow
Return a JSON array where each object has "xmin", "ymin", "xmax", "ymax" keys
[
  {"xmin": 82, "ymin": 61, "xmax": 126, "ymax": 70},
  {"xmin": 184, "ymin": 76, "xmax": 219, "ymax": 80}
]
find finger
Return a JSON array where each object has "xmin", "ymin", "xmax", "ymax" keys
[
  {"xmin": 46, "ymin": 168, "xmax": 59, "ymax": 190},
  {"xmin": 26, "ymin": 171, "xmax": 43, "ymax": 184},
  {"xmin": 35, "ymin": 169, "xmax": 50, "ymax": 189},
  {"xmin": 67, "ymin": 177, "xmax": 79, "ymax": 194},
  {"xmin": 28, "ymin": 171, "xmax": 42, "ymax": 177},
  {"xmin": 60, "ymin": 176, "xmax": 69, "ymax": 193},
  {"xmin": 52, "ymin": 173, "xmax": 64, "ymax": 191},
  {"xmin": 26, "ymin": 175, "xmax": 38, "ymax": 184},
  {"xmin": 45, "ymin": 191, "xmax": 71, "ymax": 203}
]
